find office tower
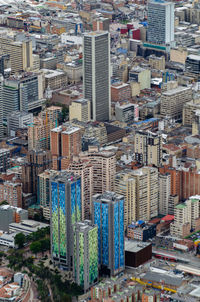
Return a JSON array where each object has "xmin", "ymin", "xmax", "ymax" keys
[
  {"xmin": 0, "ymin": 75, "xmax": 3, "ymax": 139},
  {"xmin": 170, "ymin": 197, "xmax": 200, "ymax": 238},
  {"xmin": 0, "ymin": 205, "xmax": 28, "ymax": 232},
  {"xmin": 73, "ymin": 221, "xmax": 98, "ymax": 292},
  {"xmin": 147, "ymin": 0, "xmax": 174, "ymax": 45},
  {"xmin": 7, "ymin": 111, "xmax": 33, "ymax": 137},
  {"xmin": 158, "ymin": 173, "xmax": 171, "ymax": 215},
  {"xmin": 115, "ymin": 167, "xmax": 158, "ymax": 227},
  {"xmin": 0, "ymin": 181, "xmax": 22, "ymax": 208},
  {"xmin": 134, "ymin": 130, "xmax": 162, "ymax": 167},
  {"xmin": 38, "ymin": 170, "xmax": 59, "ymax": 221},
  {"xmin": 92, "ymin": 192, "xmax": 124, "ymax": 276},
  {"xmin": 68, "ymin": 158, "xmax": 93, "ymax": 220},
  {"xmin": 0, "ymin": 149, "xmax": 10, "ymax": 172},
  {"xmin": 22, "ymin": 150, "xmax": 52, "ymax": 194},
  {"xmin": 0, "ymin": 55, "xmax": 10, "ymax": 77},
  {"xmin": 80, "ymin": 147, "xmax": 116, "ymax": 195},
  {"xmin": 160, "ymin": 86, "xmax": 193, "ymax": 120},
  {"xmin": 186, "ymin": 54, "xmax": 200, "ymax": 74},
  {"xmin": 0, "ymin": 36, "xmax": 33, "ymax": 74},
  {"xmin": 83, "ymin": 31, "xmax": 111, "ymax": 121},
  {"xmin": 28, "ymin": 116, "xmax": 55, "ymax": 151},
  {"xmin": 50, "ymin": 172, "xmax": 81, "ymax": 270},
  {"xmin": 51, "ymin": 123, "xmax": 81, "ymax": 170},
  {"xmin": 69, "ymin": 99, "xmax": 91, "ymax": 122},
  {"xmin": 3, "ymin": 73, "xmax": 42, "ymax": 119}
]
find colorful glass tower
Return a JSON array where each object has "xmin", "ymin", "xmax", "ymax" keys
[
  {"xmin": 50, "ymin": 171, "xmax": 81, "ymax": 270},
  {"xmin": 92, "ymin": 192, "xmax": 124, "ymax": 276},
  {"xmin": 73, "ymin": 220, "xmax": 98, "ymax": 292}
]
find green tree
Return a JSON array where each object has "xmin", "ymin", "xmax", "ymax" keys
[
  {"xmin": 15, "ymin": 233, "xmax": 26, "ymax": 249},
  {"xmin": 30, "ymin": 241, "xmax": 42, "ymax": 255}
]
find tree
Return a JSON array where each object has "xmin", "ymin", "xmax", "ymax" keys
[
  {"xmin": 15, "ymin": 233, "xmax": 26, "ymax": 249},
  {"xmin": 30, "ymin": 241, "xmax": 42, "ymax": 255}
]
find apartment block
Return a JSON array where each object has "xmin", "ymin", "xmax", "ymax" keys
[
  {"xmin": 0, "ymin": 181, "xmax": 22, "ymax": 208},
  {"xmin": 183, "ymin": 98, "xmax": 200, "ymax": 127},
  {"xmin": 73, "ymin": 221, "xmax": 98, "ymax": 292},
  {"xmin": 160, "ymin": 86, "xmax": 193, "ymax": 120},
  {"xmin": 129, "ymin": 66, "xmax": 151, "ymax": 90},
  {"xmin": 50, "ymin": 123, "xmax": 81, "ymax": 170},
  {"xmin": 68, "ymin": 158, "xmax": 93, "ymax": 220},
  {"xmin": 22, "ymin": 150, "xmax": 52, "ymax": 194},
  {"xmin": 50, "ymin": 172, "xmax": 81, "ymax": 270},
  {"xmin": 170, "ymin": 196, "xmax": 200, "ymax": 238},
  {"xmin": 158, "ymin": 173, "xmax": 171, "ymax": 216},
  {"xmin": 28, "ymin": 116, "xmax": 55, "ymax": 151},
  {"xmin": 42, "ymin": 69, "xmax": 68, "ymax": 90},
  {"xmin": 80, "ymin": 147, "xmax": 116, "ymax": 195},
  {"xmin": 92, "ymin": 192, "xmax": 124, "ymax": 277},
  {"xmin": 115, "ymin": 167, "xmax": 159, "ymax": 226},
  {"xmin": 192, "ymin": 109, "xmax": 200, "ymax": 135},
  {"xmin": 134, "ymin": 130, "xmax": 162, "ymax": 167},
  {"xmin": 69, "ymin": 99, "xmax": 91, "ymax": 122}
]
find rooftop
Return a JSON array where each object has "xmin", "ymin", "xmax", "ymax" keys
[{"xmin": 125, "ymin": 239, "xmax": 151, "ymax": 253}]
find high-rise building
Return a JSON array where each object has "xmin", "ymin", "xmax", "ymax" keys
[
  {"xmin": 7, "ymin": 111, "xmax": 33, "ymax": 137},
  {"xmin": 68, "ymin": 158, "xmax": 93, "ymax": 220},
  {"xmin": 38, "ymin": 170, "xmax": 59, "ymax": 220},
  {"xmin": 115, "ymin": 167, "xmax": 159, "ymax": 226},
  {"xmin": 92, "ymin": 191, "xmax": 124, "ymax": 276},
  {"xmin": 22, "ymin": 150, "xmax": 52, "ymax": 194},
  {"xmin": 3, "ymin": 73, "xmax": 43, "ymax": 119},
  {"xmin": 0, "ymin": 36, "xmax": 33, "ymax": 74},
  {"xmin": 50, "ymin": 172, "xmax": 81, "ymax": 270},
  {"xmin": 51, "ymin": 123, "xmax": 82, "ymax": 170},
  {"xmin": 147, "ymin": 0, "xmax": 174, "ymax": 45},
  {"xmin": 170, "ymin": 196, "xmax": 200, "ymax": 238},
  {"xmin": 0, "ymin": 75, "xmax": 3, "ymax": 139},
  {"xmin": 158, "ymin": 173, "xmax": 171, "ymax": 215},
  {"xmin": 28, "ymin": 116, "xmax": 55, "ymax": 151},
  {"xmin": 134, "ymin": 130, "xmax": 162, "ymax": 167},
  {"xmin": 0, "ymin": 181, "xmax": 22, "ymax": 208},
  {"xmin": 83, "ymin": 31, "xmax": 111, "ymax": 121},
  {"xmin": 73, "ymin": 221, "xmax": 98, "ymax": 292},
  {"xmin": 0, "ymin": 149, "xmax": 10, "ymax": 173},
  {"xmin": 80, "ymin": 147, "xmax": 116, "ymax": 195},
  {"xmin": 69, "ymin": 99, "xmax": 91, "ymax": 122},
  {"xmin": 0, "ymin": 205, "xmax": 28, "ymax": 232}
]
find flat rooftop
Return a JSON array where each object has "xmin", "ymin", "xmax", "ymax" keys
[{"xmin": 125, "ymin": 239, "xmax": 151, "ymax": 253}]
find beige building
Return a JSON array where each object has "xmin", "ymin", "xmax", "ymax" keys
[
  {"xmin": 69, "ymin": 99, "xmax": 91, "ymax": 122},
  {"xmin": 134, "ymin": 130, "xmax": 162, "ymax": 167},
  {"xmin": 0, "ymin": 36, "xmax": 33, "ymax": 74},
  {"xmin": 159, "ymin": 173, "xmax": 171, "ymax": 215},
  {"xmin": 170, "ymin": 47, "xmax": 188, "ymax": 65},
  {"xmin": 170, "ymin": 196, "xmax": 200, "ymax": 238},
  {"xmin": 192, "ymin": 110, "xmax": 200, "ymax": 135},
  {"xmin": 149, "ymin": 55, "xmax": 165, "ymax": 70},
  {"xmin": 129, "ymin": 66, "xmax": 151, "ymax": 91},
  {"xmin": 160, "ymin": 86, "xmax": 193, "ymax": 120},
  {"xmin": 80, "ymin": 147, "xmax": 116, "ymax": 195},
  {"xmin": 115, "ymin": 167, "xmax": 159, "ymax": 226},
  {"xmin": 41, "ymin": 69, "xmax": 68, "ymax": 90},
  {"xmin": 68, "ymin": 158, "xmax": 93, "ymax": 220},
  {"xmin": 28, "ymin": 116, "xmax": 55, "ymax": 151},
  {"xmin": 183, "ymin": 98, "xmax": 200, "ymax": 127},
  {"xmin": 57, "ymin": 62, "xmax": 82, "ymax": 83}
]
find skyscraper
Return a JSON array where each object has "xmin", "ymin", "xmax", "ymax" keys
[
  {"xmin": 83, "ymin": 31, "xmax": 111, "ymax": 121},
  {"xmin": 50, "ymin": 172, "xmax": 81, "ymax": 270},
  {"xmin": 73, "ymin": 220, "xmax": 98, "ymax": 292},
  {"xmin": 147, "ymin": 0, "xmax": 174, "ymax": 45},
  {"xmin": 92, "ymin": 192, "xmax": 124, "ymax": 276},
  {"xmin": 0, "ymin": 75, "xmax": 3, "ymax": 139}
]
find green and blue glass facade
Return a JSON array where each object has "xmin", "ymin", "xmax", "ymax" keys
[
  {"xmin": 73, "ymin": 221, "xmax": 98, "ymax": 292},
  {"xmin": 50, "ymin": 172, "xmax": 81, "ymax": 270},
  {"xmin": 92, "ymin": 192, "xmax": 124, "ymax": 276}
]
